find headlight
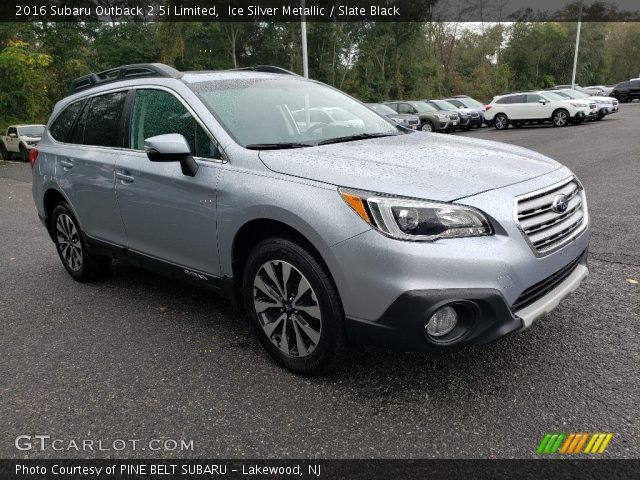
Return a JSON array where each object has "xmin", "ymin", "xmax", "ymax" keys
[
  {"xmin": 569, "ymin": 102, "xmax": 588, "ymax": 107},
  {"xmin": 434, "ymin": 113, "xmax": 448, "ymax": 119},
  {"xmin": 339, "ymin": 189, "xmax": 493, "ymax": 241}
]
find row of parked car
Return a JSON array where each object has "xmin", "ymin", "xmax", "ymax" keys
[{"xmin": 367, "ymin": 79, "xmax": 639, "ymax": 132}]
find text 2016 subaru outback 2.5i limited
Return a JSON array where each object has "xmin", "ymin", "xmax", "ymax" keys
[{"xmin": 32, "ymin": 64, "xmax": 590, "ymax": 373}]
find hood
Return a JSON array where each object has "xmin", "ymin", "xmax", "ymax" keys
[
  {"xmin": 259, "ymin": 132, "xmax": 561, "ymax": 201},
  {"xmin": 589, "ymin": 95, "xmax": 614, "ymax": 102}
]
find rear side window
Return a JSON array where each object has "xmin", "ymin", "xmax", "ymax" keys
[
  {"xmin": 630, "ymin": 80, "xmax": 640, "ymax": 88},
  {"xmin": 129, "ymin": 89, "xmax": 216, "ymax": 159},
  {"xmin": 49, "ymin": 100, "xmax": 84, "ymax": 142},
  {"xmin": 496, "ymin": 96, "xmax": 511, "ymax": 104},
  {"xmin": 81, "ymin": 91, "xmax": 128, "ymax": 147}
]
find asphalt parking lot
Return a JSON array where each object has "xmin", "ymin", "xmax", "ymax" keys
[{"xmin": 1, "ymin": 104, "xmax": 638, "ymax": 460}]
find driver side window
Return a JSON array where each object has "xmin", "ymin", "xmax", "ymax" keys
[
  {"xmin": 130, "ymin": 89, "xmax": 217, "ymax": 159},
  {"xmin": 398, "ymin": 104, "xmax": 414, "ymax": 114}
]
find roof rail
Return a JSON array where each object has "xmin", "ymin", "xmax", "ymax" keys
[
  {"xmin": 231, "ymin": 65, "xmax": 298, "ymax": 76},
  {"xmin": 69, "ymin": 63, "xmax": 183, "ymax": 94}
]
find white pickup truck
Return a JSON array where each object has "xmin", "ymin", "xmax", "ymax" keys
[{"xmin": 0, "ymin": 124, "xmax": 45, "ymax": 162}]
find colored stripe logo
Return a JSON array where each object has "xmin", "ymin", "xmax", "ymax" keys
[{"xmin": 537, "ymin": 433, "xmax": 613, "ymax": 455}]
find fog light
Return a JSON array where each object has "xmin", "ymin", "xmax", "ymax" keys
[{"xmin": 426, "ymin": 306, "xmax": 458, "ymax": 337}]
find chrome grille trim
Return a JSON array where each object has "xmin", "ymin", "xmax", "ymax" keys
[{"xmin": 513, "ymin": 177, "xmax": 588, "ymax": 256}]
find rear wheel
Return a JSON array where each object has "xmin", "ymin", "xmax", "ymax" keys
[
  {"xmin": 552, "ymin": 109, "xmax": 569, "ymax": 127},
  {"xmin": 243, "ymin": 237, "xmax": 345, "ymax": 374},
  {"xmin": 494, "ymin": 114, "xmax": 509, "ymax": 130},
  {"xmin": 420, "ymin": 121, "xmax": 434, "ymax": 132},
  {"xmin": 618, "ymin": 94, "xmax": 629, "ymax": 103},
  {"xmin": 0, "ymin": 143, "xmax": 11, "ymax": 160},
  {"xmin": 51, "ymin": 202, "xmax": 111, "ymax": 282}
]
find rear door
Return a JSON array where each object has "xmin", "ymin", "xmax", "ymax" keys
[
  {"xmin": 55, "ymin": 90, "xmax": 128, "ymax": 246},
  {"xmin": 115, "ymin": 87, "xmax": 222, "ymax": 278},
  {"xmin": 507, "ymin": 94, "xmax": 528, "ymax": 119}
]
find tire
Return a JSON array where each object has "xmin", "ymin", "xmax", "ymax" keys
[
  {"xmin": 493, "ymin": 114, "xmax": 509, "ymax": 130},
  {"xmin": 51, "ymin": 202, "xmax": 111, "ymax": 282},
  {"xmin": 420, "ymin": 121, "xmax": 434, "ymax": 132},
  {"xmin": 618, "ymin": 94, "xmax": 629, "ymax": 103},
  {"xmin": 19, "ymin": 144, "xmax": 28, "ymax": 162},
  {"xmin": 552, "ymin": 109, "xmax": 570, "ymax": 127},
  {"xmin": 243, "ymin": 237, "xmax": 346, "ymax": 374},
  {"xmin": 595, "ymin": 112, "xmax": 605, "ymax": 121},
  {"xmin": 0, "ymin": 142, "xmax": 11, "ymax": 160}
]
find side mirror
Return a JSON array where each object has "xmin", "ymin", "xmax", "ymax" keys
[
  {"xmin": 538, "ymin": 99, "xmax": 547, "ymax": 105},
  {"xmin": 144, "ymin": 134, "xmax": 199, "ymax": 177}
]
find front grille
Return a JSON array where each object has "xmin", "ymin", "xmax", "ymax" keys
[
  {"xmin": 471, "ymin": 112, "xmax": 480, "ymax": 117},
  {"xmin": 514, "ymin": 177, "xmax": 588, "ymax": 255},
  {"xmin": 512, "ymin": 251, "xmax": 585, "ymax": 311},
  {"xmin": 449, "ymin": 114, "xmax": 458, "ymax": 120},
  {"xmin": 408, "ymin": 119, "xmax": 419, "ymax": 124},
  {"xmin": 612, "ymin": 99, "xmax": 619, "ymax": 106},
  {"xmin": 589, "ymin": 102, "xmax": 596, "ymax": 109}
]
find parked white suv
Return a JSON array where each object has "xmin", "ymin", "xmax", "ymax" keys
[
  {"xmin": 485, "ymin": 91, "xmax": 594, "ymax": 130},
  {"xmin": 552, "ymin": 88, "xmax": 618, "ymax": 120},
  {"xmin": 0, "ymin": 124, "xmax": 45, "ymax": 162}
]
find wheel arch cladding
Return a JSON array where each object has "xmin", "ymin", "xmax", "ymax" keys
[{"xmin": 230, "ymin": 218, "xmax": 338, "ymax": 313}]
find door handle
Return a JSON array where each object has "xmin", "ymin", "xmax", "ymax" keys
[
  {"xmin": 60, "ymin": 159, "xmax": 74, "ymax": 169},
  {"xmin": 115, "ymin": 170, "xmax": 134, "ymax": 184}
]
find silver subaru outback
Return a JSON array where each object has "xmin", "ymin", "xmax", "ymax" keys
[{"xmin": 31, "ymin": 63, "xmax": 589, "ymax": 373}]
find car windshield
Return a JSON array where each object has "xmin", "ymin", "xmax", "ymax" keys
[
  {"xmin": 191, "ymin": 78, "xmax": 399, "ymax": 148},
  {"xmin": 369, "ymin": 104, "xmax": 396, "ymax": 115},
  {"xmin": 459, "ymin": 97, "xmax": 484, "ymax": 109},
  {"xmin": 430, "ymin": 100, "xmax": 458, "ymax": 110},
  {"xmin": 18, "ymin": 126, "xmax": 44, "ymax": 136},
  {"xmin": 540, "ymin": 92, "xmax": 566, "ymax": 101},
  {"xmin": 560, "ymin": 90, "xmax": 588, "ymax": 99},
  {"xmin": 412, "ymin": 101, "xmax": 438, "ymax": 113}
]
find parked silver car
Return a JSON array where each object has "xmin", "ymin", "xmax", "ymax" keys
[{"xmin": 32, "ymin": 63, "xmax": 590, "ymax": 373}]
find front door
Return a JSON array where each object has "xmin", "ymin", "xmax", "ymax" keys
[{"xmin": 115, "ymin": 88, "xmax": 222, "ymax": 278}]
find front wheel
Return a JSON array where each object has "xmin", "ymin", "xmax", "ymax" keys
[
  {"xmin": 0, "ymin": 143, "xmax": 11, "ymax": 160},
  {"xmin": 52, "ymin": 202, "xmax": 112, "ymax": 282},
  {"xmin": 420, "ymin": 121, "xmax": 434, "ymax": 132},
  {"xmin": 243, "ymin": 237, "xmax": 345, "ymax": 374},
  {"xmin": 19, "ymin": 144, "xmax": 28, "ymax": 162},
  {"xmin": 552, "ymin": 109, "xmax": 569, "ymax": 127},
  {"xmin": 493, "ymin": 114, "xmax": 509, "ymax": 130}
]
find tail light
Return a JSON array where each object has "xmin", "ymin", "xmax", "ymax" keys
[
  {"xmin": 485, "ymin": 105, "xmax": 492, "ymax": 111},
  {"xmin": 29, "ymin": 148, "xmax": 39, "ymax": 169}
]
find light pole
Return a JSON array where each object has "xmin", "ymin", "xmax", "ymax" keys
[
  {"xmin": 571, "ymin": 0, "xmax": 583, "ymax": 89},
  {"xmin": 301, "ymin": 0, "xmax": 309, "ymax": 78}
]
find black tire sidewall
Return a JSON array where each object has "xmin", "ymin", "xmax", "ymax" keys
[
  {"xmin": 242, "ymin": 238, "xmax": 344, "ymax": 374},
  {"xmin": 20, "ymin": 145, "xmax": 28, "ymax": 162},
  {"xmin": 0, "ymin": 143, "xmax": 10, "ymax": 160}
]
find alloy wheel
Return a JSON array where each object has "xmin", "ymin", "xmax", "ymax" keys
[
  {"xmin": 253, "ymin": 260, "xmax": 322, "ymax": 358},
  {"xmin": 494, "ymin": 115, "xmax": 507, "ymax": 129},
  {"xmin": 56, "ymin": 213, "xmax": 83, "ymax": 271},
  {"xmin": 421, "ymin": 122, "xmax": 433, "ymax": 132},
  {"xmin": 554, "ymin": 111, "xmax": 568, "ymax": 126}
]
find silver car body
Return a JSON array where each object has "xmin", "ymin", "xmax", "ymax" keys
[{"xmin": 32, "ymin": 68, "xmax": 590, "ymax": 351}]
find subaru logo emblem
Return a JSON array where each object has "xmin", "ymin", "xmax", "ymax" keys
[{"xmin": 552, "ymin": 195, "xmax": 569, "ymax": 213}]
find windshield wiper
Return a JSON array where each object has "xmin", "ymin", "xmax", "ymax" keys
[
  {"xmin": 315, "ymin": 132, "xmax": 398, "ymax": 146},
  {"xmin": 245, "ymin": 142, "xmax": 314, "ymax": 150}
]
